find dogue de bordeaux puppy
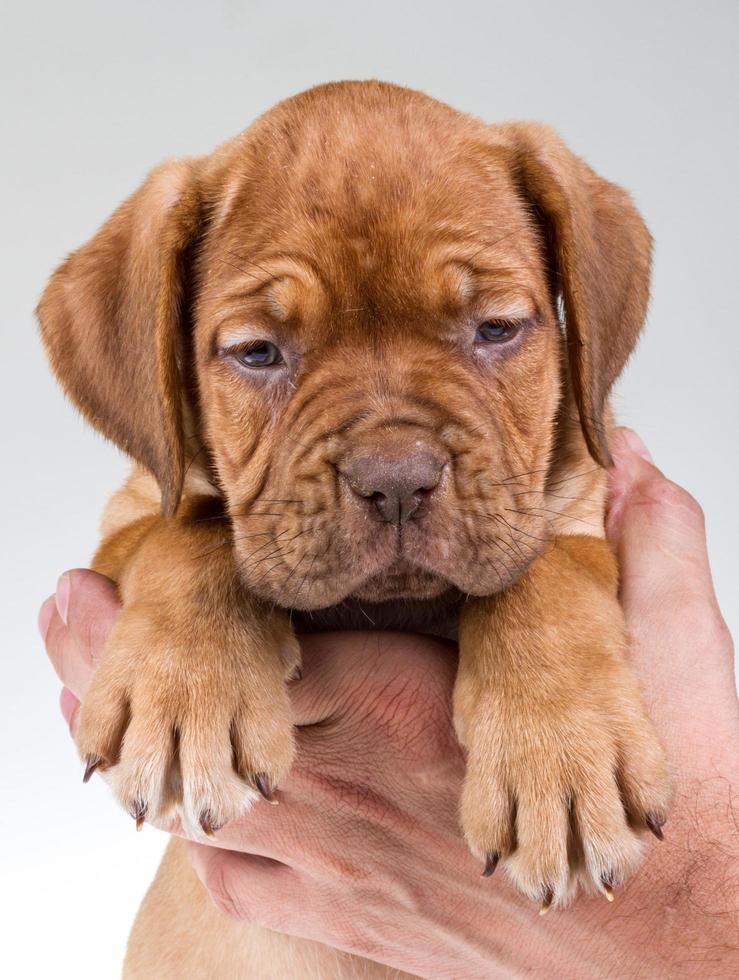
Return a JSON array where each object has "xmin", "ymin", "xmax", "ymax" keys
[{"xmin": 38, "ymin": 80, "xmax": 672, "ymax": 977}]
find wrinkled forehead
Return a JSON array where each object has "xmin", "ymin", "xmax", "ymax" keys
[{"xmin": 198, "ymin": 122, "xmax": 548, "ymax": 342}]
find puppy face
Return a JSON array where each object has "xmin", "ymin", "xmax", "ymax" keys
[
  {"xmin": 196, "ymin": 136, "xmax": 560, "ymax": 607},
  {"xmin": 38, "ymin": 82, "xmax": 652, "ymax": 609}
]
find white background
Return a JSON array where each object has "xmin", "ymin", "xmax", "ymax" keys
[{"xmin": 2, "ymin": 1, "xmax": 737, "ymax": 977}]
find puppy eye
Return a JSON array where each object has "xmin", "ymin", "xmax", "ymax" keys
[
  {"xmin": 476, "ymin": 320, "xmax": 520, "ymax": 343},
  {"xmin": 232, "ymin": 341, "xmax": 283, "ymax": 368}
]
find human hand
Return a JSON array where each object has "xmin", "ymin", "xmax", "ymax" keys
[{"xmin": 40, "ymin": 428, "xmax": 739, "ymax": 978}]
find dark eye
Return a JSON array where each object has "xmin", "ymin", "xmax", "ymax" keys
[
  {"xmin": 233, "ymin": 341, "xmax": 283, "ymax": 368},
  {"xmin": 476, "ymin": 320, "xmax": 520, "ymax": 343}
]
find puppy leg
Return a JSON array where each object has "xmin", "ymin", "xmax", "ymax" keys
[
  {"xmin": 454, "ymin": 535, "xmax": 672, "ymax": 908},
  {"xmin": 77, "ymin": 501, "xmax": 300, "ymax": 834}
]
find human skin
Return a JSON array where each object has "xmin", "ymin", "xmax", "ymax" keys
[{"xmin": 40, "ymin": 429, "xmax": 739, "ymax": 978}]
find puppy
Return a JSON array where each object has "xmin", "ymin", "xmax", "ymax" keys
[{"xmin": 39, "ymin": 80, "xmax": 671, "ymax": 977}]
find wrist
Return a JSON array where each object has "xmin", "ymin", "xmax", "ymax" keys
[{"xmin": 582, "ymin": 789, "xmax": 739, "ymax": 977}]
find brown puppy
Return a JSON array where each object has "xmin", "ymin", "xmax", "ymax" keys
[{"xmin": 38, "ymin": 81, "xmax": 671, "ymax": 976}]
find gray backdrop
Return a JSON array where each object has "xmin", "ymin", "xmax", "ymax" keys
[{"xmin": 2, "ymin": 1, "xmax": 737, "ymax": 976}]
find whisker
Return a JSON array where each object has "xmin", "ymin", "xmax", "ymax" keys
[
  {"xmin": 217, "ymin": 256, "xmax": 265, "ymax": 285},
  {"xmin": 508, "ymin": 505, "xmax": 600, "ymax": 530},
  {"xmin": 493, "ymin": 512, "xmax": 550, "ymax": 545},
  {"xmin": 247, "ymin": 553, "xmax": 295, "ymax": 590},
  {"xmin": 270, "ymin": 552, "xmax": 309, "ymax": 613},
  {"xmin": 194, "ymin": 510, "xmax": 289, "ymax": 524},
  {"xmin": 291, "ymin": 544, "xmax": 328, "ymax": 607},
  {"xmin": 511, "ymin": 489, "xmax": 601, "ymax": 505},
  {"xmin": 225, "ymin": 248, "xmax": 274, "ymax": 281}
]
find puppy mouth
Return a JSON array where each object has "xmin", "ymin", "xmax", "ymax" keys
[
  {"xmin": 349, "ymin": 553, "xmax": 453, "ymax": 603},
  {"xmin": 341, "ymin": 510, "xmax": 543, "ymax": 604},
  {"xmin": 234, "ymin": 502, "xmax": 543, "ymax": 610},
  {"xmin": 233, "ymin": 436, "xmax": 549, "ymax": 608}
]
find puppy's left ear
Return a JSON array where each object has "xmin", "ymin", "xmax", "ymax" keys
[{"xmin": 500, "ymin": 124, "xmax": 652, "ymax": 466}]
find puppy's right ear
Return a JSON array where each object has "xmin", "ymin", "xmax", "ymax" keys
[{"xmin": 37, "ymin": 159, "xmax": 202, "ymax": 516}]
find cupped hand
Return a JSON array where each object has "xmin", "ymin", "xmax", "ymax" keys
[{"xmin": 40, "ymin": 429, "xmax": 739, "ymax": 979}]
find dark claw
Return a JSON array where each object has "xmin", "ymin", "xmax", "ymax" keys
[
  {"xmin": 131, "ymin": 799, "xmax": 147, "ymax": 831},
  {"xmin": 646, "ymin": 814, "xmax": 665, "ymax": 841},
  {"xmin": 481, "ymin": 853, "xmax": 499, "ymax": 878},
  {"xmin": 290, "ymin": 665, "xmax": 303, "ymax": 682},
  {"xmin": 82, "ymin": 756, "xmax": 102, "ymax": 783},
  {"xmin": 539, "ymin": 887, "xmax": 554, "ymax": 916},
  {"xmin": 199, "ymin": 810, "xmax": 220, "ymax": 838},
  {"xmin": 254, "ymin": 773, "xmax": 278, "ymax": 805}
]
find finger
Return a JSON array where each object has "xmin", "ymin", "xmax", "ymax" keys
[
  {"xmin": 606, "ymin": 427, "xmax": 735, "ymax": 728},
  {"xmin": 188, "ymin": 842, "xmax": 302, "ymax": 927},
  {"xmin": 42, "ymin": 570, "xmax": 121, "ymax": 698},
  {"xmin": 60, "ymin": 569, "xmax": 121, "ymax": 669},
  {"xmin": 60, "ymin": 687, "xmax": 80, "ymax": 733},
  {"xmin": 38, "ymin": 595, "xmax": 55, "ymax": 645},
  {"xmin": 44, "ymin": 603, "xmax": 97, "ymax": 698},
  {"xmin": 606, "ymin": 428, "xmax": 721, "ymax": 615}
]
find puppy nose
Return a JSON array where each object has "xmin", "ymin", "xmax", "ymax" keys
[{"xmin": 341, "ymin": 449, "xmax": 445, "ymax": 524}]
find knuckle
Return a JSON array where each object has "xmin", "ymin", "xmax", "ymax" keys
[
  {"xmin": 716, "ymin": 618, "xmax": 735, "ymax": 661},
  {"xmin": 633, "ymin": 477, "xmax": 704, "ymax": 524},
  {"xmin": 205, "ymin": 857, "xmax": 250, "ymax": 921},
  {"xmin": 68, "ymin": 573, "xmax": 119, "ymax": 666},
  {"xmin": 692, "ymin": 606, "xmax": 735, "ymax": 660},
  {"xmin": 78, "ymin": 617, "xmax": 105, "ymax": 667},
  {"xmin": 676, "ymin": 594, "xmax": 720, "ymax": 633}
]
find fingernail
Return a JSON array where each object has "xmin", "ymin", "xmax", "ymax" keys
[
  {"xmin": 38, "ymin": 596, "xmax": 55, "ymax": 642},
  {"xmin": 481, "ymin": 853, "xmax": 499, "ymax": 878},
  {"xmin": 646, "ymin": 814, "xmax": 665, "ymax": 841},
  {"xmin": 621, "ymin": 428, "xmax": 653, "ymax": 463},
  {"xmin": 55, "ymin": 572, "xmax": 71, "ymax": 626}
]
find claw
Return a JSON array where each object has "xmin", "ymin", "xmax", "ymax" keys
[
  {"xmin": 481, "ymin": 853, "xmax": 499, "ymax": 878},
  {"xmin": 199, "ymin": 810, "xmax": 220, "ymax": 838},
  {"xmin": 539, "ymin": 888, "xmax": 554, "ymax": 916},
  {"xmin": 131, "ymin": 800, "xmax": 147, "ymax": 831},
  {"xmin": 82, "ymin": 756, "xmax": 102, "ymax": 783},
  {"xmin": 601, "ymin": 881, "xmax": 615, "ymax": 902},
  {"xmin": 254, "ymin": 773, "xmax": 279, "ymax": 805},
  {"xmin": 646, "ymin": 813, "xmax": 665, "ymax": 841}
]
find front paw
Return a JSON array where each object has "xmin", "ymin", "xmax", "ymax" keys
[
  {"xmin": 76, "ymin": 604, "xmax": 299, "ymax": 835},
  {"xmin": 456, "ymin": 678, "xmax": 672, "ymax": 910}
]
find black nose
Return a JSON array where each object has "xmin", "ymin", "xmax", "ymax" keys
[{"xmin": 341, "ymin": 450, "xmax": 445, "ymax": 524}]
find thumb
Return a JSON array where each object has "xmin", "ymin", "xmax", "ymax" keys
[
  {"xmin": 605, "ymin": 428, "xmax": 734, "ymax": 723},
  {"xmin": 42, "ymin": 568, "xmax": 121, "ymax": 700},
  {"xmin": 606, "ymin": 428, "xmax": 717, "ymax": 618},
  {"xmin": 188, "ymin": 841, "xmax": 300, "ymax": 926}
]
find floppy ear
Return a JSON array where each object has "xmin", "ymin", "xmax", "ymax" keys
[
  {"xmin": 37, "ymin": 159, "xmax": 202, "ymax": 516},
  {"xmin": 500, "ymin": 124, "xmax": 652, "ymax": 466}
]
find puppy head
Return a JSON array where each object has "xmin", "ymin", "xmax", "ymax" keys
[{"xmin": 38, "ymin": 82, "xmax": 651, "ymax": 608}]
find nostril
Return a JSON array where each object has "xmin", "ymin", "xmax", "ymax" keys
[
  {"xmin": 370, "ymin": 484, "xmax": 435, "ymax": 525},
  {"xmin": 338, "ymin": 442, "xmax": 447, "ymax": 525}
]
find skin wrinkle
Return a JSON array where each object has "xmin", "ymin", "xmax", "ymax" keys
[{"xmin": 192, "ymin": 112, "xmax": 563, "ymax": 608}]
